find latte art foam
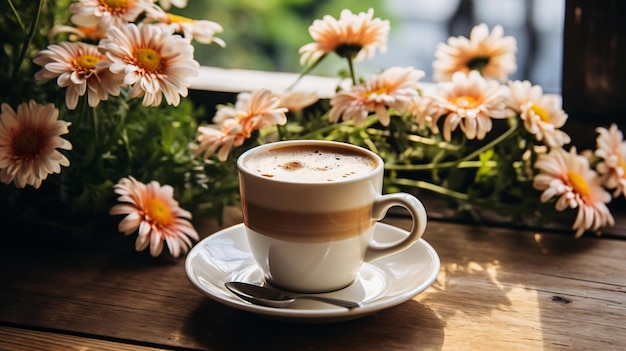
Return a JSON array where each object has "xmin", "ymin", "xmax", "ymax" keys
[{"xmin": 243, "ymin": 145, "xmax": 377, "ymax": 182}]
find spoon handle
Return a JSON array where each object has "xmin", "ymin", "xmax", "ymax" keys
[{"xmin": 296, "ymin": 296, "xmax": 363, "ymax": 309}]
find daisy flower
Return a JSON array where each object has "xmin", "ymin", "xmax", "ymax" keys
[
  {"xmin": 99, "ymin": 23, "xmax": 199, "ymax": 107},
  {"xmin": 152, "ymin": 10, "xmax": 225, "ymax": 46},
  {"xmin": 155, "ymin": 0, "xmax": 187, "ymax": 11},
  {"xmin": 507, "ymin": 80, "xmax": 570, "ymax": 148},
  {"xmin": 69, "ymin": 0, "xmax": 155, "ymax": 31},
  {"xmin": 533, "ymin": 147, "xmax": 614, "ymax": 237},
  {"xmin": 0, "ymin": 101, "xmax": 72, "ymax": 189},
  {"xmin": 415, "ymin": 71, "xmax": 510, "ymax": 141},
  {"xmin": 298, "ymin": 8, "xmax": 389, "ymax": 66},
  {"xmin": 595, "ymin": 124, "xmax": 626, "ymax": 197},
  {"xmin": 50, "ymin": 24, "xmax": 107, "ymax": 42},
  {"xmin": 34, "ymin": 41, "xmax": 122, "ymax": 110},
  {"xmin": 329, "ymin": 66, "xmax": 424, "ymax": 127},
  {"xmin": 195, "ymin": 89, "xmax": 288, "ymax": 161},
  {"xmin": 110, "ymin": 176, "xmax": 199, "ymax": 258},
  {"xmin": 433, "ymin": 23, "xmax": 517, "ymax": 82},
  {"xmin": 274, "ymin": 91, "xmax": 319, "ymax": 112}
]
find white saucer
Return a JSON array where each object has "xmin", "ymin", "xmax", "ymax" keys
[{"xmin": 185, "ymin": 222, "xmax": 440, "ymax": 323}]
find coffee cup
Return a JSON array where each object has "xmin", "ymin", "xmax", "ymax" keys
[{"xmin": 237, "ymin": 140, "xmax": 427, "ymax": 293}]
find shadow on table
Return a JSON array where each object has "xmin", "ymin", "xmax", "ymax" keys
[{"xmin": 185, "ymin": 298, "xmax": 445, "ymax": 351}]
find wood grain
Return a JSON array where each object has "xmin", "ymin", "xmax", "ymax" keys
[
  {"xmin": 1, "ymin": 218, "xmax": 624, "ymax": 350},
  {"xmin": 0, "ymin": 326, "xmax": 170, "ymax": 351}
]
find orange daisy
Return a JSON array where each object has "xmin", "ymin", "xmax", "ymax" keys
[
  {"xmin": 298, "ymin": 8, "xmax": 389, "ymax": 66},
  {"xmin": 433, "ymin": 23, "xmax": 517, "ymax": 82},
  {"xmin": 0, "ymin": 101, "xmax": 72, "ymax": 189},
  {"xmin": 195, "ymin": 89, "xmax": 288, "ymax": 161},
  {"xmin": 416, "ymin": 71, "xmax": 510, "ymax": 141},
  {"xmin": 329, "ymin": 66, "xmax": 424, "ymax": 127},
  {"xmin": 110, "ymin": 176, "xmax": 199, "ymax": 258}
]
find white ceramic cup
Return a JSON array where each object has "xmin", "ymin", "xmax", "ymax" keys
[{"xmin": 237, "ymin": 140, "xmax": 427, "ymax": 293}]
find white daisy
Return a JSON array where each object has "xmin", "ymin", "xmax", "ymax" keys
[
  {"xmin": 153, "ymin": 11, "xmax": 225, "ymax": 46},
  {"xmin": 299, "ymin": 8, "xmax": 389, "ymax": 66},
  {"xmin": 433, "ymin": 23, "xmax": 517, "ymax": 82},
  {"xmin": 33, "ymin": 41, "xmax": 122, "ymax": 109},
  {"xmin": 507, "ymin": 80, "xmax": 570, "ymax": 148},
  {"xmin": 533, "ymin": 147, "xmax": 614, "ymax": 237},
  {"xmin": 70, "ymin": 0, "xmax": 155, "ymax": 31},
  {"xmin": 98, "ymin": 23, "xmax": 199, "ymax": 107},
  {"xmin": 595, "ymin": 124, "xmax": 626, "ymax": 197}
]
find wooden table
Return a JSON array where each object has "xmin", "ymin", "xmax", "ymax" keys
[{"xmin": 1, "ymin": 216, "xmax": 625, "ymax": 351}]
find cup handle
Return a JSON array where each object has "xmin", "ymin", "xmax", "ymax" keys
[{"xmin": 364, "ymin": 193, "xmax": 427, "ymax": 262}]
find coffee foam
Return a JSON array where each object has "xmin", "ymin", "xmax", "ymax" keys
[{"xmin": 243, "ymin": 144, "xmax": 377, "ymax": 183}]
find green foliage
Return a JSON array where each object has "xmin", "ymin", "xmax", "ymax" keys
[
  {"xmin": 175, "ymin": 0, "xmax": 388, "ymax": 75},
  {"xmin": 0, "ymin": 0, "xmax": 240, "ymax": 232}
]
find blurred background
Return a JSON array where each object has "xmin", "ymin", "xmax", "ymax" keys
[{"xmin": 176, "ymin": 0, "xmax": 564, "ymax": 93}]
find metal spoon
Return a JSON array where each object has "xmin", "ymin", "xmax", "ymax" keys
[{"xmin": 225, "ymin": 281, "xmax": 362, "ymax": 309}]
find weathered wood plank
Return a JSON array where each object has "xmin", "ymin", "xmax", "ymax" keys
[
  {"xmin": 0, "ymin": 326, "xmax": 171, "ymax": 351},
  {"xmin": 0, "ymin": 219, "xmax": 624, "ymax": 351}
]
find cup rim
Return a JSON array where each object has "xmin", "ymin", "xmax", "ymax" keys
[{"xmin": 236, "ymin": 140, "xmax": 384, "ymax": 185}]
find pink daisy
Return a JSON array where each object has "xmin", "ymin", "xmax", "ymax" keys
[
  {"xmin": 110, "ymin": 176, "xmax": 199, "ymax": 258},
  {"xmin": 33, "ymin": 41, "xmax": 122, "ymax": 110},
  {"xmin": 533, "ymin": 147, "xmax": 614, "ymax": 237},
  {"xmin": 0, "ymin": 101, "xmax": 72, "ymax": 189},
  {"xmin": 329, "ymin": 66, "xmax": 424, "ymax": 127},
  {"xmin": 433, "ymin": 23, "xmax": 517, "ymax": 82},
  {"xmin": 595, "ymin": 124, "xmax": 626, "ymax": 197},
  {"xmin": 195, "ymin": 89, "xmax": 288, "ymax": 161},
  {"xmin": 98, "ymin": 23, "xmax": 199, "ymax": 107},
  {"xmin": 298, "ymin": 8, "xmax": 389, "ymax": 66},
  {"xmin": 415, "ymin": 71, "xmax": 511, "ymax": 141}
]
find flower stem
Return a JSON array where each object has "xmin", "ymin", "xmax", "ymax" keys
[
  {"xmin": 385, "ymin": 118, "xmax": 520, "ymax": 171},
  {"xmin": 347, "ymin": 57, "xmax": 357, "ymax": 85},
  {"xmin": 391, "ymin": 178, "xmax": 469, "ymax": 201},
  {"xmin": 286, "ymin": 54, "xmax": 327, "ymax": 92},
  {"xmin": 7, "ymin": 0, "xmax": 27, "ymax": 33},
  {"xmin": 8, "ymin": 0, "xmax": 44, "ymax": 95}
]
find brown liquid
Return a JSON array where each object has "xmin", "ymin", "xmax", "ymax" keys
[
  {"xmin": 243, "ymin": 201, "xmax": 375, "ymax": 241},
  {"xmin": 242, "ymin": 144, "xmax": 377, "ymax": 183}
]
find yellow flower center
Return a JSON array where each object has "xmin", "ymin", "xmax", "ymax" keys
[
  {"xmin": 101, "ymin": 0, "xmax": 129, "ymax": 11},
  {"xmin": 13, "ymin": 128, "xmax": 43, "ymax": 160},
  {"xmin": 567, "ymin": 171, "xmax": 591, "ymax": 201},
  {"xmin": 452, "ymin": 96, "xmax": 478, "ymax": 108},
  {"xmin": 531, "ymin": 103, "xmax": 550, "ymax": 123},
  {"xmin": 619, "ymin": 156, "xmax": 626, "ymax": 178},
  {"xmin": 135, "ymin": 48, "xmax": 162, "ymax": 72},
  {"xmin": 73, "ymin": 55, "xmax": 100, "ymax": 70},
  {"xmin": 166, "ymin": 13, "xmax": 194, "ymax": 24},
  {"xmin": 366, "ymin": 87, "xmax": 389, "ymax": 97},
  {"xmin": 147, "ymin": 198, "xmax": 173, "ymax": 226}
]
